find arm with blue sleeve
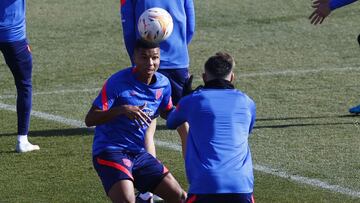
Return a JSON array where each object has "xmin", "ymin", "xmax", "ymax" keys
[
  {"xmin": 120, "ymin": 0, "xmax": 137, "ymax": 65},
  {"xmin": 248, "ymin": 99, "xmax": 256, "ymax": 134},
  {"xmin": 330, "ymin": 0, "xmax": 357, "ymax": 10},
  {"xmin": 85, "ymin": 77, "xmax": 151, "ymax": 127},
  {"xmin": 159, "ymin": 81, "xmax": 176, "ymax": 119},
  {"xmin": 185, "ymin": 0, "xmax": 196, "ymax": 44},
  {"xmin": 166, "ymin": 98, "xmax": 188, "ymax": 129}
]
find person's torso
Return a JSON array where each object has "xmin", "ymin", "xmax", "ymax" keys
[
  {"xmin": 184, "ymin": 89, "xmax": 255, "ymax": 194},
  {"xmin": 0, "ymin": 0, "xmax": 26, "ymax": 42},
  {"xmin": 93, "ymin": 67, "xmax": 171, "ymax": 155}
]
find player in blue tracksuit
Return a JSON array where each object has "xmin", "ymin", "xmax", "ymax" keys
[
  {"xmin": 309, "ymin": 0, "xmax": 360, "ymax": 114},
  {"xmin": 167, "ymin": 52, "xmax": 256, "ymax": 203},
  {"xmin": 120, "ymin": 1, "xmax": 195, "ymax": 200},
  {"xmin": 85, "ymin": 40, "xmax": 186, "ymax": 203},
  {"xmin": 0, "ymin": 0, "xmax": 40, "ymax": 152}
]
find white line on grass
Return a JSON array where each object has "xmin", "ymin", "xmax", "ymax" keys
[
  {"xmin": 0, "ymin": 101, "xmax": 359, "ymax": 198},
  {"xmin": 1, "ymin": 66, "xmax": 360, "ymax": 99},
  {"xmin": 0, "ymin": 88, "xmax": 100, "ymax": 99},
  {"xmin": 240, "ymin": 66, "xmax": 360, "ymax": 77},
  {"xmin": 0, "ymin": 102, "xmax": 86, "ymax": 128}
]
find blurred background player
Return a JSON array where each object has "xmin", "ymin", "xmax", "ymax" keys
[
  {"xmin": 309, "ymin": 0, "xmax": 360, "ymax": 114},
  {"xmin": 0, "ymin": 0, "xmax": 40, "ymax": 152},
  {"xmin": 85, "ymin": 39, "xmax": 186, "ymax": 203},
  {"xmin": 120, "ymin": 1, "xmax": 195, "ymax": 201},
  {"xmin": 167, "ymin": 52, "xmax": 256, "ymax": 203}
]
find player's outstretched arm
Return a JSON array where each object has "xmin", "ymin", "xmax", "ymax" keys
[
  {"xmin": 85, "ymin": 104, "xmax": 151, "ymax": 128},
  {"xmin": 309, "ymin": 0, "xmax": 358, "ymax": 25}
]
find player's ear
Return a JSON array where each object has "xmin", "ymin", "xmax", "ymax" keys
[
  {"xmin": 230, "ymin": 72, "xmax": 235, "ymax": 83},
  {"xmin": 202, "ymin": 73, "xmax": 207, "ymax": 83},
  {"xmin": 132, "ymin": 51, "xmax": 137, "ymax": 64}
]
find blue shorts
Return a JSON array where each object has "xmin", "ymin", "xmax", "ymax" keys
[
  {"xmin": 157, "ymin": 68, "xmax": 189, "ymax": 105},
  {"xmin": 186, "ymin": 193, "xmax": 255, "ymax": 203},
  {"xmin": 93, "ymin": 150, "xmax": 169, "ymax": 195}
]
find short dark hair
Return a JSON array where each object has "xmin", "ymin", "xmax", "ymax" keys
[
  {"xmin": 134, "ymin": 39, "xmax": 160, "ymax": 51},
  {"xmin": 204, "ymin": 52, "xmax": 235, "ymax": 78}
]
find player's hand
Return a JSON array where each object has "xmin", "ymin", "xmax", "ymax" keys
[
  {"xmin": 309, "ymin": 0, "xmax": 331, "ymax": 25},
  {"xmin": 182, "ymin": 74, "xmax": 194, "ymax": 97},
  {"xmin": 121, "ymin": 103, "xmax": 151, "ymax": 128}
]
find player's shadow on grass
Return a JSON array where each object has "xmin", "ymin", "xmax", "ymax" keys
[
  {"xmin": 254, "ymin": 122, "xmax": 356, "ymax": 129},
  {"xmin": 0, "ymin": 127, "xmax": 94, "ymax": 137},
  {"xmin": 250, "ymin": 114, "xmax": 358, "ymax": 129},
  {"xmin": 156, "ymin": 114, "xmax": 358, "ymax": 130},
  {"xmin": 256, "ymin": 114, "xmax": 357, "ymax": 121}
]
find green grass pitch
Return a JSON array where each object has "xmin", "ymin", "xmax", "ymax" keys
[{"xmin": 0, "ymin": 0, "xmax": 359, "ymax": 202}]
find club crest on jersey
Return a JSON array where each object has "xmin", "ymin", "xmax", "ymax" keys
[
  {"xmin": 142, "ymin": 107, "xmax": 155, "ymax": 118},
  {"xmin": 156, "ymin": 89, "xmax": 162, "ymax": 100},
  {"xmin": 122, "ymin": 158, "xmax": 132, "ymax": 167}
]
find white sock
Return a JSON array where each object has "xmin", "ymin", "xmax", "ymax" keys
[
  {"xmin": 139, "ymin": 192, "xmax": 153, "ymax": 200},
  {"xmin": 17, "ymin": 135, "xmax": 29, "ymax": 143}
]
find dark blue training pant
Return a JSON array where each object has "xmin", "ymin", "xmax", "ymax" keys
[{"xmin": 0, "ymin": 39, "xmax": 32, "ymax": 135}]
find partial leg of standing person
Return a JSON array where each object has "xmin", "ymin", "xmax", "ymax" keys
[{"xmin": 0, "ymin": 39, "xmax": 39, "ymax": 153}]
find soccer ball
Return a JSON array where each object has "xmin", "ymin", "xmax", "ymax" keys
[{"xmin": 138, "ymin": 7, "xmax": 174, "ymax": 43}]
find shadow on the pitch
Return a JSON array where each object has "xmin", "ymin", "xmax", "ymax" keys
[
  {"xmin": 0, "ymin": 127, "xmax": 94, "ymax": 137},
  {"xmin": 256, "ymin": 114, "xmax": 358, "ymax": 121},
  {"xmin": 0, "ymin": 150, "xmax": 16, "ymax": 154},
  {"xmin": 156, "ymin": 114, "xmax": 358, "ymax": 130},
  {"xmin": 254, "ymin": 122, "xmax": 356, "ymax": 129}
]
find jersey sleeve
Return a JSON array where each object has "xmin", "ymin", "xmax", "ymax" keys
[
  {"xmin": 248, "ymin": 98, "xmax": 256, "ymax": 135},
  {"xmin": 185, "ymin": 0, "xmax": 196, "ymax": 44},
  {"xmin": 120, "ymin": 0, "xmax": 136, "ymax": 65},
  {"xmin": 166, "ymin": 97, "xmax": 188, "ymax": 129},
  {"xmin": 159, "ymin": 82, "xmax": 174, "ymax": 112},
  {"xmin": 330, "ymin": 0, "xmax": 357, "ymax": 10},
  {"xmin": 93, "ymin": 78, "xmax": 118, "ymax": 111}
]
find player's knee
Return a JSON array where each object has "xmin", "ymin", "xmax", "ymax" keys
[
  {"xmin": 15, "ymin": 79, "xmax": 32, "ymax": 92},
  {"xmin": 109, "ymin": 193, "xmax": 135, "ymax": 203},
  {"xmin": 165, "ymin": 187, "xmax": 186, "ymax": 203}
]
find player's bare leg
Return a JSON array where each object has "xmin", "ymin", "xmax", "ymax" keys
[
  {"xmin": 108, "ymin": 180, "xmax": 135, "ymax": 203},
  {"xmin": 153, "ymin": 173, "xmax": 186, "ymax": 203}
]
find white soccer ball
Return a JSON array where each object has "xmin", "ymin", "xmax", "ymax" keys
[{"xmin": 138, "ymin": 7, "xmax": 174, "ymax": 43}]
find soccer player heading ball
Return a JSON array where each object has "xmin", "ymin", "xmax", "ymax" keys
[{"xmin": 85, "ymin": 39, "xmax": 186, "ymax": 203}]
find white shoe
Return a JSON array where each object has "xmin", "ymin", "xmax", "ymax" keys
[
  {"xmin": 153, "ymin": 195, "xmax": 163, "ymax": 202},
  {"xmin": 16, "ymin": 142, "xmax": 40, "ymax": 153}
]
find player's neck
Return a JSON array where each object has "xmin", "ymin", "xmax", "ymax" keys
[{"xmin": 136, "ymin": 74, "xmax": 156, "ymax": 85}]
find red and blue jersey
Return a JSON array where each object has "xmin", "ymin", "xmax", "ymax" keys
[
  {"xmin": 167, "ymin": 88, "xmax": 256, "ymax": 194},
  {"xmin": 0, "ymin": 0, "xmax": 26, "ymax": 42},
  {"xmin": 120, "ymin": 0, "xmax": 195, "ymax": 69},
  {"xmin": 92, "ymin": 67, "xmax": 173, "ymax": 155}
]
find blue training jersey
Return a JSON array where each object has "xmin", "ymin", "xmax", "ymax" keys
[
  {"xmin": 120, "ymin": 0, "xmax": 195, "ymax": 69},
  {"xmin": 0, "ymin": 0, "xmax": 26, "ymax": 42},
  {"xmin": 330, "ymin": 0, "xmax": 357, "ymax": 10},
  {"xmin": 167, "ymin": 88, "xmax": 256, "ymax": 194},
  {"xmin": 92, "ymin": 67, "xmax": 173, "ymax": 155}
]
